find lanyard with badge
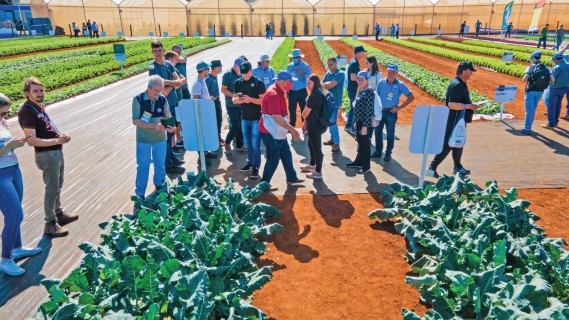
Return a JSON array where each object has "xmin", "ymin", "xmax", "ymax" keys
[
  {"xmin": 386, "ymin": 83, "xmax": 396, "ymax": 103},
  {"xmin": 25, "ymin": 104, "xmax": 61, "ymax": 135}
]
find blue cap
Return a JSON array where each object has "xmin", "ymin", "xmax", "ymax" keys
[
  {"xmin": 387, "ymin": 63, "xmax": 399, "ymax": 72},
  {"xmin": 196, "ymin": 60, "xmax": 211, "ymax": 71},
  {"xmin": 354, "ymin": 45, "xmax": 367, "ymax": 54},
  {"xmin": 552, "ymin": 52, "xmax": 564, "ymax": 60},
  {"xmin": 234, "ymin": 57, "xmax": 244, "ymax": 67},
  {"xmin": 288, "ymin": 49, "xmax": 304, "ymax": 58},
  {"xmin": 531, "ymin": 51, "xmax": 542, "ymax": 59},
  {"xmin": 356, "ymin": 70, "xmax": 370, "ymax": 79},
  {"xmin": 273, "ymin": 70, "xmax": 298, "ymax": 81}
]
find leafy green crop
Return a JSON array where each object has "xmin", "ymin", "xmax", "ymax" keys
[
  {"xmin": 6, "ymin": 39, "xmax": 228, "ymax": 115},
  {"xmin": 382, "ymin": 37, "xmax": 527, "ymax": 78},
  {"xmin": 269, "ymin": 38, "xmax": 295, "ymax": 72},
  {"xmin": 463, "ymin": 39, "xmax": 557, "ymax": 56},
  {"xmin": 370, "ymin": 175, "xmax": 569, "ymax": 319},
  {"xmin": 0, "ymin": 36, "xmax": 125, "ymax": 57},
  {"xmin": 340, "ymin": 38, "xmax": 502, "ymax": 114},
  {"xmin": 410, "ymin": 37, "xmax": 554, "ymax": 67},
  {"xmin": 36, "ymin": 172, "xmax": 281, "ymax": 320}
]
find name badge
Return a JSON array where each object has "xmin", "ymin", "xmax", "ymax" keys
[
  {"xmin": 141, "ymin": 111, "xmax": 152, "ymax": 123},
  {"xmin": 264, "ymin": 77, "xmax": 270, "ymax": 85},
  {"xmin": 386, "ymin": 92, "xmax": 394, "ymax": 101}
]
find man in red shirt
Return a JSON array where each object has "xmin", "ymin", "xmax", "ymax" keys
[
  {"xmin": 18, "ymin": 77, "xmax": 78, "ymax": 237},
  {"xmin": 260, "ymin": 71, "xmax": 304, "ymax": 191}
]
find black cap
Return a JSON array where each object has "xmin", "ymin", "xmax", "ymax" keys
[
  {"xmin": 240, "ymin": 61, "xmax": 252, "ymax": 73},
  {"xmin": 211, "ymin": 60, "xmax": 222, "ymax": 68},
  {"xmin": 458, "ymin": 61, "xmax": 477, "ymax": 72},
  {"xmin": 354, "ymin": 45, "xmax": 367, "ymax": 54}
]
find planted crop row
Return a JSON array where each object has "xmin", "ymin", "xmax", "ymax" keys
[
  {"xmin": 269, "ymin": 38, "xmax": 295, "ymax": 71},
  {"xmin": 515, "ymin": 35, "xmax": 557, "ymax": 41},
  {"xmin": 341, "ymin": 38, "xmax": 501, "ymax": 114},
  {"xmin": 371, "ymin": 176, "xmax": 569, "ymax": 319},
  {"xmin": 463, "ymin": 39, "xmax": 557, "ymax": 56},
  {"xmin": 7, "ymin": 39, "xmax": 230, "ymax": 115},
  {"xmin": 410, "ymin": 37, "xmax": 554, "ymax": 67},
  {"xmin": 37, "ymin": 173, "xmax": 282, "ymax": 319},
  {"xmin": 382, "ymin": 37, "xmax": 527, "ymax": 78},
  {"xmin": 0, "ymin": 36, "xmax": 125, "ymax": 57},
  {"xmin": 1, "ymin": 37, "xmax": 217, "ymax": 101}
]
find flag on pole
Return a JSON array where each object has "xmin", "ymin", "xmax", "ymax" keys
[
  {"xmin": 528, "ymin": 0, "xmax": 546, "ymax": 32},
  {"xmin": 502, "ymin": 1, "xmax": 514, "ymax": 29}
]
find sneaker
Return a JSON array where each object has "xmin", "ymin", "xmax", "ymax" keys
[
  {"xmin": 520, "ymin": 129, "xmax": 532, "ymax": 135},
  {"xmin": 323, "ymin": 140, "xmax": 334, "ymax": 146},
  {"xmin": 427, "ymin": 167, "xmax": 440, "ymax": 178},
  {"xmin": 250, "ymin": 168, "xmax": 260, "ymax": 179},
  {"xmin": 12, "ymin": 247, "xmax": 42, "ymax": 260},
  {"xmin": 306, "ymin": 171, "xmax": 323, "ymax": 179},
  {"xmin": 357, "ymin": 168, "xmax": 371, "ymax": 174},
  {"xmin": 56, "ymin": 212, "xmax": 78, "ymax": 225},
  {"xmin": 331, "ymin": 144, "xmax": 340, "ymax": 152},
  {"xmin": 44, "ymin": 221, "xmax": 69, "ymax": 237},
  {"xmin": 0, "ymin": 259, "xmax": 25, "ymax": 276},
  {"xmin": 454, "ymin": 167, "xmax": 471, "ymax": 175},
  {"xmin": 166, "ymin": 166, "xmax": 185, "ymax": 174},
  {"xmin": 175, "ymin": 140, "xmax": 184, "ymax": 147},
  {"xmin": 541, "ymin": 124, "xmax": 555, "ymax": 130},
  {"xmin": 371, "ymin": 151, "xmax": 381, "ymax": 158},
  {"xmin": 300, "ymin": 165, "xmax": 315, "ymax": 173},
  {"xmin": 173, "ymin": 158, "xmax": 185, "ymax": 166},
  {"xmin": 383, "ymin": 153, "xmax": 392, "ymax": 161},
  {"xmin": 172, "ymin": 147, "xmax": 185, "ymax": 155},
  {"xmin": 205, "ymin": 152, "xmax": 217, "ymax": 159},
  {"xmin": 344, "ymin": 127, "xmax": 352, "ymax": 133},
  {"xmin": 287, "ymin": 179, "xmax": 305, "ymax": 185},
  {"xmin": 236, "ymin": 145, "xmax": 247, "ymax": 152},
  {"xmin": 240, "ymin": 164, "xmax": 252, "ymax": 172},
  {"xmin": 346, "ymin": 162, "xmax": 362, "ymax": 168},
  {"xmin": 224, "ymin": 143, "xmax": 232, "ymax": 152}
]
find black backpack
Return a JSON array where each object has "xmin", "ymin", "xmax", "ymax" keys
[
  {"xmin": 527, "ymin": 63, "xmax": 550, "ymax": 92},
  {"xmin": 320, "ymin": 91, "xmax": 336, "ymax": 128}
]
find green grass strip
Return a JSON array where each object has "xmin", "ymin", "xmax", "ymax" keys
[
  {"xmin": 0, "ymin": 36, "xmax": 125, "ymax": 57},
  {"xmin": 463, "ymin": 39, "xmax": 557, "ymax": 56},
  {"xmin": 341, "ymin": 38, "xmax": 502, "ymax": 114},
  {"xmin": 382, "ymin": 37, "xmax": 527, "ymax": 78},
  {"xmin": 269, "ymin": 38, "xmax": 295, "ymax": 71},
  {"xmin": 8, "ymin": 39, "xmax": 230, "ymax": 115},
  {"xmin": 410, "ymin": 37, "xmax": 554, "ymax": 67}
]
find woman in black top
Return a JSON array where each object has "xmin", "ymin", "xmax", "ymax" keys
[
  {"xmin": 301, "ymin": 74, "xmax": 326, "ymax": 179},
  {"xmin": 347, "ymin": 71, "xmax": 375, "ymax": 174}
]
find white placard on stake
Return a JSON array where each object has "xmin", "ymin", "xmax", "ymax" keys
[
  {"xmin": 502, "ymin": 52, "xmax": 514, "ymax": 63},
  {"xmin": 409, "ymin": 105, "xmax": 449, "ymax": 186},
  {"xmin": 494, "ymin": 85, "xmax": 517, "ymax": 121},
  {"xmin": 178, "ymin": 99, "xmax": 219, "ymax": 171}
]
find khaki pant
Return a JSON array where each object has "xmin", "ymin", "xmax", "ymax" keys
[{"xmin": 35, "ymin": 150, "xmax": 64, "ymax": 223}]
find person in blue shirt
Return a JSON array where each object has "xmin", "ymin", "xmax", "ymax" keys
[
  {"xmin": 286, "ymin": 49, "xmax": 312, "ymax": 127},
  {"xmin": 396, "ymin": 24, "xmax": 400, "ymax": 39},
  {"xmin": 372, "ymin": 64, "xmax": 415, "ymax": 161},
  {"xmin": 475, "ymin": 20, "xmax": 482, "ymax": 37},
  {"xmin": 505, "ymin": 22, "xmax": 513, "ymax": 39},
  {"xmin": 390, "ymin": 24, "xmax": 395, "ymax": 38},
  {"xmin": 345, "ymin": 45, "xmax": 367, "ymax": 134},
  {"xmin": 322, "ymin": 57, "xmax": 345, "ymax": 152},
  {"xmin": 542, "ymin": 52, "xmax": 569, "ymax": 129},
  {"xmin": 252, "ymin": 54, "xmax": 276, "ymax": 89},
  {"xmin": 374, "ymin": 23, "xmax": 380, "ymax": 41}
]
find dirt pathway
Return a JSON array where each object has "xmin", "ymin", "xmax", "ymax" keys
[
  {"xmin": 253, "ymin": 193, "xmax": 427, "ymax": 319},
  {"xmin": 362, "ymin": 40, "xmax": 541, "ymax": 121},
  {"xmin": 327, "ymin": 40, "xmax": 443, "ymax": 125}
]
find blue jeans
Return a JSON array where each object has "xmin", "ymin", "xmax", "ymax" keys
[
  {"xmin": 566, "ymin": 87, "xmax": 569, "ymax": 116},
  {"xmin": 345, "ymin": 90, "xmax": 357, "ymax": 129},
  {"xmin": 537, "ymin": 36, "xmax": 547, "ymax": 49},
  {"xmin": 328, "ymin": 105, "xmax": 340, "ymax": 144},
  {"xmin": 556, "ymin": 36, "xmax": 563, "ymax": 50},
  {"xmin": 241, "ymin": 119, "xmax": 261, "ymax": 168},
  {"xmin": 374, "ymin": 110, "xmax": 398, "ymax": 154},
  {"xmin": 260, "ymin": 133, "xmax": 298, "ymax": 183},
  {"xmin": 0, "ymin": 165, "xmax": 24, "ymax": 259},
  {"xmin": 225, "ymin": 107, "xmax": 244, "ymax": 148},
  {"xmin": 524, "ymin": 91, "xmax": 543, "ymax": 131},
  {"xmin": 135, "ymin": 141, "xmax": 167, "ymax": 197},
  {"xmin": 547, "ymin": 87, "xmax": 567, "ymax": 127},
  {"xmin": 475, "ymin": 28, "xmax": 480, "ymax": 37}
]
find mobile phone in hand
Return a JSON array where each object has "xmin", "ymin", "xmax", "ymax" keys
[
  {"xmin": 237, "ymin": 93, "xmax": 243, "ymax": 98},
  {"xmin": 25, "ymin": 132, "xmax": 34, "ymax": 141}
]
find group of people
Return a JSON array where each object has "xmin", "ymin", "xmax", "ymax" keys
[
  {"xmin": 265, "ymin": 23, "xmax": 274, "ymax": 39},
  {"xmin": 373, "ymin": 23, "xmax": 400, "ymax": 41},
  {"xmin": 522, "ymin": 43, "xmax": 569, "ymax": 134},
  {"xmin": 537, "ymin": 24, "xmax": 565, "ymax": 50},
  {"xmin": 71, "ymin": 19, "xmax": 100, "ymax": 38},
  {"xmin": 0, "ymin": 77, "xmax": 79, "ymax": 276}
]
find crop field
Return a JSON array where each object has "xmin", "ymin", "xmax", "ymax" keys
[{"xmin": 0, "ymin": 35, "xmax": 568, "ymax": 320}]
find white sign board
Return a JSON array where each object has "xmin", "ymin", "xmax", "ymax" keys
[
  {"xmin": 118, "ymin": 32, "xmax": 123, "ymax": 37},
  {"xmin": 410, "ymin": 30, "xmax": 416, "ymax": 36},
  {"xmin": 342, "ymin": 28, "xmax": 347, "ymax": 36},
  {"xmin": 337, "ymin": 55, "xmax": 347, "ymax": 66},
  {"xmin": 179, "ymin": 32, "xmax": 185, "ymax": 37},
  {"xmin": 316, "ymin": 27, "xmax": 321, "ymax": 36},
  {"xmin": 178, "ymin": 99, "xmax": 219, "ymax": 154},
  {"xmin": 163, "ymin": 31, "xmax": 169, "ymax": 37},
  {"xmin": 437, "ymin": 29, "xmax": 443, "ymax": 35},
  {"xmin": 194, "ymin": 32, "xmax": 200, "ymax": 37},
  {"xmin": 382, "ymin": 27, "xmax": 388, "ymax": 35},
  {"xmin": 502, "ymin": 52, "xmax": 513, "ymax": 63},
  {"xmin": 148, "ymin": 32, "xmax": 154, "ymax": 37},
  {"xmin": 352, "ymin": 34, "xmax": 358, "ymax": 40},
  {"xmin": 464, "ymin": 26, "xmax": 470, "ymax": 33},
  {"xmin": 409, "ymin": 105, "xmax": 449, "ymax": 186},
  {"xmin": 494, "ymin": 85, "xmax": 517, "ymax": 103}
]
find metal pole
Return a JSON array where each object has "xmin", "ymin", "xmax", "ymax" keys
[
  {"xmin": 312, "ymin": 5, "xmax": 315, "ymax": 36},
  {"xmin": 430, "ymin": 4, "xmax": 435, "ymax": 34},
  {"xmin": 546, "ymin": 1, "xmax": 553, "ymax": 23},
  {"xmin": 281, "ymin": 0, "xmax": 284, "ymax": 36},
  {"xmin": 419, "ymin": 108, "xmax": 436, "ymax": 187},
  {"xmin": 117, "ymin": 4, "xmax": 124, "ymax": 35},
  {"xmin": 81, "ymin": 0, "xmax": 87, "ymax": 23},
  {"xmin": 459, "ymin": 0, "xmax": 465, "ymax": 24},
  {"xmin": 150, "ymin": 0, "xmax": 158, "ymax": 36},
  {"xmin": 372, "ymin": 4, "xmax": 376, "ymax": 30},
  {"xmin": 402, "ymin": 0, "xmax": 406, "ymax": 35},
  {"xmin": 250, "ymin": 5, "xmax": 254, "ymax": 36},
  {"xmin": 516, "ymin": 0, "xmax": 524, "ymax": 34},
  {"xmin": 217, "ymin": 0, "xmax": 221, "ymax": 36},
  {"xmin": 488, "ymin": 2, "xmax": 495, "ymax": 35},
  {"xmin": 343, "ymin": 0, "xmax": 345, "ymax": 27},
  {"xmin": 185, "ymin": 4, "xmax": 190, "ymax": 36}
]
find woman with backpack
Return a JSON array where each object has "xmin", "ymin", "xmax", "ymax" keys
[
  {"xmin": 521, "ymin": 51, "xmax": 554, "ymax": 135},
  {"xmin": 301, "ymin": 75, "xmax": 326, "ymax": 179}
]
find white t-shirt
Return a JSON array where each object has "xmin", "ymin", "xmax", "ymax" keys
[
  {"xmin": 0, "ymin": 121, "xmax": 18, "ymax": 169},
  {"xmin": 368, "ymin": 71, "xmax": 382, "ymax": 91},
  {"xmin": 191, "ymin": 78, "xmax": 211, "ymax": 99}
]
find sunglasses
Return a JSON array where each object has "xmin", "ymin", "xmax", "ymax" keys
[{"xmin": 0, "ymin": 111, "xmax": 9, "ymax": 118}]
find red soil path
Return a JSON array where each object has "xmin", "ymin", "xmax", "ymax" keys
[
  {"xmin": 327, "ymin": 40, "xmax": 443, "ymax": 125},
  {"xmin": 362, "ymin": 40, "xmax": 544, "ymax": 121}
]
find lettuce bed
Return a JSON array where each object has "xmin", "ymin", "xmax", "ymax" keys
[
  {"xmin": 36, "ymin": 173, "xmax": 281, "ymax": 320},
  {"xmin": 0, "ymin": 36, "xmax": 125, "ymax": 57},
  {"xmin": 269, "ymin": 38, "xmax": 295, "ymax": 71},
  {"xmin": 370, "ymin": 176, "xmax": 569, "ymax": 319}
]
